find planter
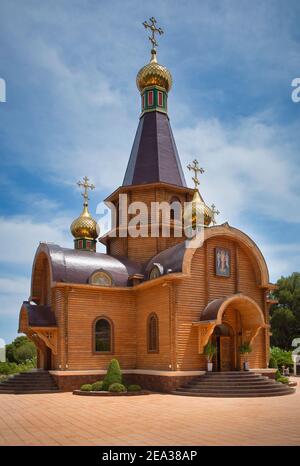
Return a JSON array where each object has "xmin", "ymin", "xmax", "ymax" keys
[
  {"xmin": 207, "ymin": 362, "xmax": 213, "ymax": 372},
  {"xmin": 73, "ymin": 390, "xmax": 150, "ymax": 397},
  {"xmin": 243, "ymin": 362, "xmax": 250, "ymax": 371}
]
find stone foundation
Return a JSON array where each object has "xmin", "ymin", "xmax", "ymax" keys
[
  {"xmin": 50, "ymin": 370, "xmax": 205, "ymax": 393},
  {"xmin": 50, "ymin": 368, "xmax": 275, "ymax": 392}
]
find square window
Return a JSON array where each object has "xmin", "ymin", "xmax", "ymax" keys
[
  {"xmin": 86, "ymin": 241, "xmax": 91, "ymax": 249},
  {"xmin": 78, "ymin": 240, "xmax": 83, "ymax": 249}
]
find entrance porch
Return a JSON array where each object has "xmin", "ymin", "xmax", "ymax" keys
[{"xmin": 193, "ymin": 294, "xmax": 269, "ymax": 371}]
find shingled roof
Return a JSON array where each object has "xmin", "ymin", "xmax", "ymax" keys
[{"xmin": 123, "ymin": 111, "xmax": 186, "ymax": 187}]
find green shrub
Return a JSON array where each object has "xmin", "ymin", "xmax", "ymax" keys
[
  {"xmin": 127, "ymin": 384, "xmax": 142, "ymax": 392},
  {"xmin": 109, "ymin": 383, "xmax": 126, "ymax": 393},
  {"xmin": 268, "ymin": 357, "xmax": 278, "ymax": 368},
  {"xmin": 270, "ymin": 347, "xmax": 293, "ymax": 370},
  {"xmin": 91, "ymin": 381, "xmax": 104, "ymax": 391},
  {"xmin": 277, "ymin": 376, "xmax": 289, "ymax": 384},
  {"xmin": 275, "ymin": 369, "xmax": 282, "ymax": 380},
  {"xmin": 102, "ymin": 359, "xmax": 122, "ymax": 390},
  {"xmin": 0, "ymin": 360, "xmax": 35, "ymax": 375},
  {"xmin": 80, "ymin": 384, "xmax": 93, "ymax": 391}
]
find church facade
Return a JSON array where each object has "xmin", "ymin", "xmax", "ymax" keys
[{"xmin": 18, "ymin": 19, "xmax": 275, "ymax": 392}]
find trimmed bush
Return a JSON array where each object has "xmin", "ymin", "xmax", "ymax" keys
[
  {"xmin": 80, "ymin": 384, "xmax": 93, "ymax": 392},
  {"xmin": 102, "ymin": 359, "xmax": 122, "ymax": 390},
  {"xmin": 109, "ymin": 383, "xmax": 127, "ymax": 393},
  {"xmin": 277, "ymin": 376, "xmax": 289, "ymax": 384},
  {"xmin": 127, "ymin": 384, "xmax": 142, "ymax": 392},
  {"xmin": 91, "ymin": 381, "xmax": 104, "ymax": 391}
]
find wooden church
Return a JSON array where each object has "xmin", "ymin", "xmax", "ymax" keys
[{"xmin": 18, "ymin": 18, "xmax": 279, "ymax": 393}]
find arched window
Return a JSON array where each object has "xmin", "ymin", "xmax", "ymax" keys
[
  {"xmin": 90, "ymin": 270, "xmax": 113, "ymax": 287},
  {"xmin": 149, "ymin": 265, "xmax": 162, "ymax": 280},
  {"xmin": 94, "ymin": 318, "xmax": 112, "ymax": 352},
  {"xmin": 147, "ymin": 313, "xmax": 159, "ymax": 353}
]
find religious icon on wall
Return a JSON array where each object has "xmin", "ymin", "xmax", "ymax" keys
[{"xmin": 215, "ymin": 247, "xmax": 230, "ymax": 277}]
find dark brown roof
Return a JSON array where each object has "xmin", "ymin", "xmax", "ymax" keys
[
  {"xmin": 144, "ymin": 241, "xmax": 186, "ymax": 279},
  {"xmin": 200, "ymin": 298, "xmax": 227, "ymax": 321},
  {"xmin": 123, "ymin": 111, "xmax": 186, "ymax": 187},
  {"xmin": 22, "ymin": 302, "xmax": 57, "ymax": 327},
  {"xmin": 35, "ymin": 243, "xmax": 143, "ymax": 287}
]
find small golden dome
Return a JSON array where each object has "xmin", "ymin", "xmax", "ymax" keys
[
  {"xmin": 183, "ymin": 190, "xmax": 213, "ymax": 228},
  {"xmin": 70, "ymin": 205, "xmax": 99, "ymax": 239},
  {"xmin": 136, "ymin": 51, "xmax": 172, "ymax": 93}
]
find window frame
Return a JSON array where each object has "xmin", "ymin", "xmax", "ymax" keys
[
  {"xmin": 147, "ymin": 312, "xmax": 159, "ymax": 353},
  {"xmin": 89, "ymin": 269, "xmax": 114, "ymax": 287},
  {"xmin": 93, "ymin": 316, "xmax": 114, "ymax": 354}
]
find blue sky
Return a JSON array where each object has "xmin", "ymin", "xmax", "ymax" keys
[{"xmin": 0, "ymin": 0, "xmax": 299, "ymax": 344}]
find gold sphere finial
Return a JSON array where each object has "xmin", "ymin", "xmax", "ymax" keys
[
  {"xmin": 136, "ymin": 16, "xmax": 172, "ymax": 93},
  {"xmin": 70, "ymin": 176, "xmax": 99, "ymax": 241}
]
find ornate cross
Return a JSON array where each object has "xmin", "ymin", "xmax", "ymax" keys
[
  {"xmin": 77, "ymin": 176, "xmax": 95, "ymax": 205},
  {"xmin": 187, "ymin": 159, "xmax": 205, "ymax": 189},
  {"xmin": 143, "ymin": 17, "xmax": 164, "ymax": 50},
  {"xmin": 211, "ymin": 203, "xmax": 220, "ymax": 225}
]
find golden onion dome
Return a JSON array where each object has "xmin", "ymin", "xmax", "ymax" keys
[
  {"xmin": 183, "ymin": 190, "xmax": 213, "ymax": 228},
  {"xmin": 70, "ymin": 205, "xmax": 99, "ymax": 239},
  {"xmin": 136, "ymin": 50, "xmax": 172, "ymax": 93}
]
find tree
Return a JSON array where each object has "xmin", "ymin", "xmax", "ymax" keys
[
  {"xmin": 270, "ymin": 307, "xmax": 297, "ymax": 349},
  {"xmin": 5, "ymin": 336, "xmax": 36, "ymax": 364},
  {"xmin": 13, "ymin": 341, "xmax": 36, "ymax": 363},
  {"xmin": 271, "ymin": 272, "xmax": 300, "ymax": 349}
]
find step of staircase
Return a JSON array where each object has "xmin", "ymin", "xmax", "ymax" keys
[
  {"xmin": 0, "ymin": 370, "xmax": 59, "ymax": 394},
  {"xmin": 172, "ymin": 372, "xmax": 295, "ymax": 398}
]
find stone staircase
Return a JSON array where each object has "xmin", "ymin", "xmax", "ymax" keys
[
  {"xmin": 0, "ymin": 370, "xmax": 59, "ymax": 394},
  {"xmin": 172, "ymin": 372, "xmax": 296, "ymax": 397}
]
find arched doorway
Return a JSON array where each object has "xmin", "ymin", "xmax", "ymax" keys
[
  {"xmin": 212, "ymin": 323, "xmax": 235, "ymax": 371},
  {"xmin": 194, "ymin": 293, "xmax": 268, "ymax": 371}
]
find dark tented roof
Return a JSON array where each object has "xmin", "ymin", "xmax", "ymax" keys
[{"xmin": 123, "ymin": 111, "xmax": 186, "ymax": 187}]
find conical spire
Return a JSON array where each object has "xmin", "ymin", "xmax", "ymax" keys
[{"xmin": 123, "ymin": 17, "xmax": 186, "ymax": 187}]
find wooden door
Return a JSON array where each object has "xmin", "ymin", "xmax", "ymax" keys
[{"xmin": 220, "ymin": 336, "xmax": 232, "ymax": 371}]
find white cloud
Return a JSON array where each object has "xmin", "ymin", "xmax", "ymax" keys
[
  {"xmin": 0, "ymin": 215, "xmax": 72, "ymax": 265},
  {"xmin": 175, "ymin": 115, "xmax": 300, "ymax": 226},
  {"xmin": 0, "ymin": 277, "xmax": 29, "ymax": 321},
  {"xmin": 0, "ymin": 277, "xmax": 29, "ymax": 295}
]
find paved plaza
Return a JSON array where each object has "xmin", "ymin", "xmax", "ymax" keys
[{"xmin": 0, "ymin": 379, "xmax": 299, "ymax": 446}]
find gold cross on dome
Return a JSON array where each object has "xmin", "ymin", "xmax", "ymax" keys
[
  {"xmin": 77, "ymin": 176, "xmax": 95, "ymax": 205},
  {"xmin": 143, "ymin": 16, "xmax": 164, "ymax": 51},
  {"xmin": 187, "ymin": 159, "xmax": 205, "ymax": 189},
  {"xmin": 211, "ymin": 204, "xmax": 220, "ymax": 225}
]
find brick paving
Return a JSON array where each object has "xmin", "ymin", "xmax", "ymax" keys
[{"xmin": 0, "ymin": 378, "xmax": 299, "ymax": 446}]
